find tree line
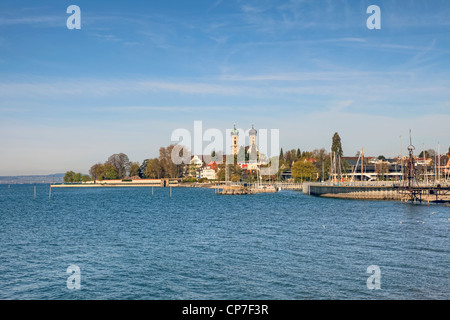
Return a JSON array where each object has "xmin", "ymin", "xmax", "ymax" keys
[
  {"xmin": 279, "ymin": 132, "xmax": 347, "ymax": 182},
  {"xmin": 63, "ymin": 133, "xmax": 347, "ymax": 184},
  {"xmin": 65, "ymin": 132, "xmax": 446, "ymax": 183},
  {"xmin": 86, "ymin": 146, "xmax": 183, "ymax": 183}
]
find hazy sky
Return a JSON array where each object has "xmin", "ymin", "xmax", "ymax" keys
[{"xmin": 1, "ymin": 0, "xmax": 449, "ymax": 175}]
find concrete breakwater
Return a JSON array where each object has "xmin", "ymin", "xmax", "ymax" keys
[
  {"xmin": 302, "ymin": 183, "xmax": 450, "ymax": 203},
  {"xmin": 321, "ymin": 189, "xmax": 402, "ymax": 201},
  {"xmin": 303, "ymin": 183, "xmax": 400, "ymax": 201}
]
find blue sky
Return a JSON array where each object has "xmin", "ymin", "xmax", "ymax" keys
[{"xmin": 1, "ymin": 0, "xmax": 449, "ymax": 175}]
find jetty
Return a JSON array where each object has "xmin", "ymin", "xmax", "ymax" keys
[
  {"xmin": 302, "ymin": 134, "xmax": 450, "ymax": 204},
  {"xmin": 302, "ymin": 181, "xmax": 450, "ymax": 203},
  {"xmin": 215, "ymin": 183, "xmax": 278, "ymax": 195},
  {"xmin": 51, "ymin": 178, "xmax": 178, "ymax": 188}
]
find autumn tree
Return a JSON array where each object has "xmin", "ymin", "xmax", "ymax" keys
[
  {"xmin": 145, "ymin": 158, "xmax": 162, "ymax": 179},
  {"xmin": 291, "ymin": 159, "xmax": 319, "ymax": 182},
  {"xmin": 160, "ymin": 145, "xmax": 184, "ymax": 178},
  {"xmin": 129, "ymin": 161, "xmax": 141, "ymax": 178},
  {"xmin": 89, "ymin": 163, "xmax": 105, "ymax": 182}
]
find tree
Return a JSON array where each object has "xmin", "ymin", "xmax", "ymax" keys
[
  {"xmin": 331, "ymin": 132, "xmax": 344, "ymax": 158},
  {"xmin": 129, "ymin": 162, "xmax": 141, "ymax": 178},
  {"xmin": 73, "ymin": 172, "xmax": 82, "ymax": 183},
  {"xmin": 159, "ymin": 145, "xmax": 178, "ymax": 178},
  {"xmin": 140, "ymin": 159, "xmax": 149, "ymax": 178},
  {"xmin": 296, "ymin": 148, "xmax": 301, "ymax": 159},
  {"xmin": 103, "ymin": 163, "xmax": 119, "ymax": 180},
  {"xmin": 145, "ymin": 158, "xmax": 162, "ymax": 179},
  {"xmin": 230, "ymin": 174, "xmax": 241, "ymax": 182},
  {"xmin": 106, "ymin": 153, "xmax": 130, "ymax": 179},
  {"xmin": 378, "ymin": 155, "xmax": 386, "ymax": 161},
  {"xmin": 64, "ymin": 171, "xmax": 75, "ymax": 183},
  {"xmin": 216, "ymin": 165, "xmax": 226, "ymax": 181},
  {"xmin": 291, "ymin": 159, "xmax": 319, "ymax": 182},
  {"xmin": 89, "ymin": 163, "xmax": 105, "ymax": 182},
  {"xmin": 419, "ymin": 150, "xmax": 435, "ymax": 158},
  {"xmin": 82, "ymin": 175, "xmax": 91, "ymax": 183},
  {"xmin": 279, "ymin": 148, "xmax": 284, "ymax": 161},
  {"xmin": 312, "ymin": 148, "xmax": 328, "ymax": 181},
  {"xmin": 375, "ymin": 162, "xmax": 390, "ymax": 180},
  {"xmin": 284, "ymin": 150, "xmax": 295, "ymax": 168}
]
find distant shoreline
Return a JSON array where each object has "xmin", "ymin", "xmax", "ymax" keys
[{"xmin": 50, "ymin": 182, "xmax": 215, "ymax": 188}]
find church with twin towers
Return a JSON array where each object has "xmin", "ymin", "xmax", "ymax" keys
[{"xmin": 230, "ymin": 124, "xmax": 260, "ymax": 165}]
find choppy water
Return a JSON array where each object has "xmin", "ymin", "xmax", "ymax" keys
[{"xmin": 0, "ymin": 184, "xmax": 448, "ymax": 300}]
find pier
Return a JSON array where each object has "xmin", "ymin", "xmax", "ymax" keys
[
  {"xmin": 215, "ymin": 182, "xmax": 279, "ymax": 195},
  {"xmin": 302, "ymin": 182, "xmax": 450, "ymax": 203},
  {"xmin": 393, "ymin": 184, "xmax": 450, "ymax": 203}
]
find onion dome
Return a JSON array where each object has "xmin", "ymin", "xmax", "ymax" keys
[{"xmin": 231, "ymin": 123, "xmax": 239, "ymax": 136}]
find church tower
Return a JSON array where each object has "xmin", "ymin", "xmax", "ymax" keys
[
  {"xmin": 249, "ymin": 124, "xmax": 257, "ymax": 149},
  {"xmin": 248, "ymin": 124, "xmax": 258, "ymax": 162},
  {"xmin": 231, "ymin": 123, "xmax": 239, "ymax": 156}
]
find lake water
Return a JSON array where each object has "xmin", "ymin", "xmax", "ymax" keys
[{"xmin": 0, "ymin": 184, "xmax": 448, "ymax": 300}]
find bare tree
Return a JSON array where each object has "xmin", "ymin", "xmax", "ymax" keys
[
  {"xmin": 159, "ymin": 145, "xmax": 178, "ymax": 178},
  {"xmin": 89, "ymin": 163, "xmax": 105, "ymax": 182},
  {"xmin": 106, "ymin": 153, "xmax": 131, "ymax": 179}
]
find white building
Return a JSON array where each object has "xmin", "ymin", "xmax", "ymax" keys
[
  {"xmin": 189, "ymin": 155, "xmax": 203, "ymax": 177},
  {"xmin": 199, "ymin": 167, "xmax": 217, "ymax": 180}
]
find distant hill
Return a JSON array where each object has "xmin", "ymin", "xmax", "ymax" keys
[{"xmin": 0, "ymin": 173, "xmax": 65, "ymax": 184}]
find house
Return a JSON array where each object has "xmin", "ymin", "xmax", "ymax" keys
[
  {"xmin": 189, "ymin": 155, "xmax": 203, "ymax": 177},
  {"xmin": 199, "ymin": 165, "xmax": 217, "ymax": 180}
]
